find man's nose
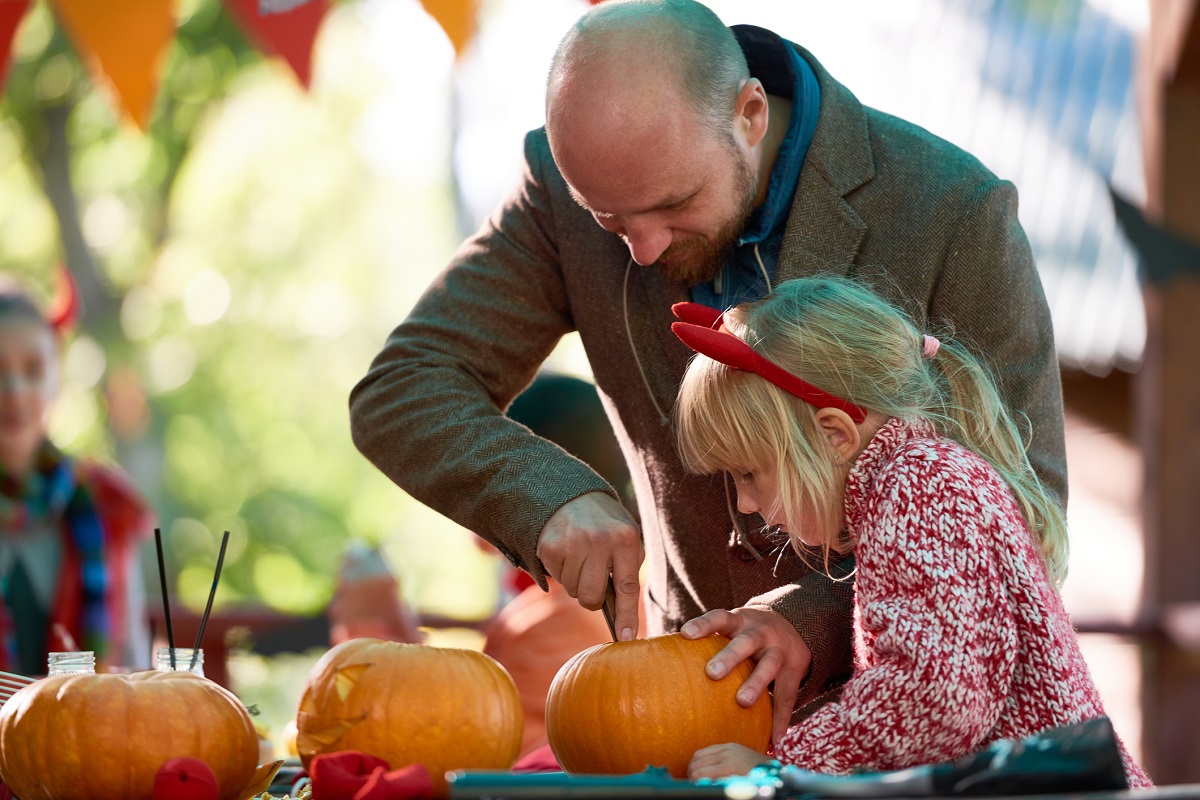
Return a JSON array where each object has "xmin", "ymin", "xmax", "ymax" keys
[{"xmin": 623, "ymin": 221, "xmax": 672, "ymax": 266}]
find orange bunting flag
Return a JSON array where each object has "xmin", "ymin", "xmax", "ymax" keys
[
  {"xmin": 0, "ymin": 0, "xmax": 31, "ymax": 92},
  {"xmin": 224, "ymin": 0, "xmax": 330, "ymax": 89},
  {"xmin": 50, "ymin": 0, "xmax": 175, "ymax": 130},
  {"xmin": 419, "ymin": 0, "xmax": 478, "ymax": 58}
]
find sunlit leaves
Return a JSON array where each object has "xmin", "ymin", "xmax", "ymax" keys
[{"xmin": 2, "ymin": 0, "xmax": 501, "ymax": 623}]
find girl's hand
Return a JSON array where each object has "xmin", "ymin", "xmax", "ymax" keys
[
  {"xmin": 688, "ymin": 742, "xmax": 768, "ymax": 780},
  {"xmin": 680, "ymin": 607, "xmax": 811, "ymax": 745}
]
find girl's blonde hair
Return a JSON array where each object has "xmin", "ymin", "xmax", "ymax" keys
[{"xmin": 674, "ymin": 276, "xmax": 1068, "ymax": 587}]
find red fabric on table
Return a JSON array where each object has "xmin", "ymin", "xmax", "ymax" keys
[
  {"xmin": 355, "ymin": 764, "xmax": 434, "ymax": 800},
  {"xmin": 511, "ymin": 744, "xmax": 561, "ymax": 773},
  {"xmin": 310, "ymin": 751, "xmax": 433, "ymax": 800},
  {"xmin": 153, "ymin": 757, "xmax": 219, "ymax": 800}
]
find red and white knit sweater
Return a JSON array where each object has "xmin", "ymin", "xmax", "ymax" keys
[{"xmin": 775, "ymin": 418, "xmax": 1152, "ymax": 787}]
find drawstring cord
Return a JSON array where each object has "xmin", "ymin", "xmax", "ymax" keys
[
  {"xmin": 623, "ymin": 258, "xmax": 671, "ymax": 426},
  {"xmin": 752, "ymin": 243, "xmax": 773, "ymax": 293},
  {"xmin": 727, "ymin": 243, "xmax": 771, "ymax": 562},
  {"xmin": 724, "ymin": 472, "xmax": 764, "ymax": 561},
  {"xmin": 714, "ymin": 243, "xmax": 772, "ymax": 298},
  {"xmin": 624, "ymin": 253, "xmax": 767, "ymax": 559}
]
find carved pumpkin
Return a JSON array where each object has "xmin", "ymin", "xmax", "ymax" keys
[
  {"xmin": 0, "ymin": 671, "xmax": 259, "ymax": 800},
  {"xmin": 544, "ymin": 633, "xmax": 772, "ymax": 777},
  {"xmin": 296, "ymin": 638, "xmax": 523, "ymax": 794}
]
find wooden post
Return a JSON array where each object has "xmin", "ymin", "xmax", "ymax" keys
[{"xmin": 1137, "ymin": 0, "xmax": 1200, "ymax": 784}]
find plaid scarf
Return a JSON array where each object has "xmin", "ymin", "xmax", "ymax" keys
[{"xmin": 0, "ymin": 441, "xmax": 108, "ymax": 673}]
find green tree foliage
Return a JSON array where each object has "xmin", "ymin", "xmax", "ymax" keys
[{"xmin": 0, "ymin": 0, "xmax": 501, "ymax": 624}]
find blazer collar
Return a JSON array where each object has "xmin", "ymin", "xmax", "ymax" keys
[{"xmin": 778, "ymin": 43, "xmax": 875, "ymax": 282}]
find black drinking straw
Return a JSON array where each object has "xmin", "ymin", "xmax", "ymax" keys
[
  {"xmin": 191, "ymin": 531, "xmax": 230, "ymax": 672},
  {"xmin": 154, "ymin": 528, "xmax": 176, "ymax": 670}
]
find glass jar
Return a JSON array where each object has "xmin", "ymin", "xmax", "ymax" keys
[
  {"xmin": 155, "ymin": 647, "xmax": 205, "ymax": 677},
  {"xmin": 47, "ymin": 651, "xmax": 96, "ymax": 675}
]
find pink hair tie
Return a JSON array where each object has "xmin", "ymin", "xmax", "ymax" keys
[{"xmin": 922, "ymin": 335, "xmax": 941, "ymax": 359}]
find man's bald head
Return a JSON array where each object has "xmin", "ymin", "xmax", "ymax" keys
[
  {"xmin": 544, "ymin": 0, "xmax": 766, "ymax": 283},
  {"xmin": 546, "ymin": 0, "xmax": 749, "ymax": 141}
]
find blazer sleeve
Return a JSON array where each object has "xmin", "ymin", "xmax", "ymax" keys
[
  {"xmin": 348, "ymin": 132, "xmax": 617, "ymax": 584},
  {"xmin": 931, "ymin": 179, "xmax": 1067, "ymax": 508},
  {"xmin": 745, "ymin": 561, "xmax": 856, "ymax": 708}
]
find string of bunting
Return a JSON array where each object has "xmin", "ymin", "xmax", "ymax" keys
[{"xmin": 0, "ymin": 0, "xmax": 542, "ymax": 131}]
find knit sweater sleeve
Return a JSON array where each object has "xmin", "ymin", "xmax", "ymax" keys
[{"xmin": 775, "ymin": 445, "xmax": 1019, "ymax": 773}]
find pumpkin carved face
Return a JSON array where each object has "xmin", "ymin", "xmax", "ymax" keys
[
  {"xmin": 544, "ymin": 633, "xmax": 772, "ymax": 777},
  {"xmin": 296, "ymin": 638, "xmax": 523, "ymax": 794},
  {"xmin": 0, "ymin": 671, "xmax": 259, "ymax": 800}
]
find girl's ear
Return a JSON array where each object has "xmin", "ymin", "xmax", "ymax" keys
[{"xmin": 815, "ymin": 408, "xmax": 862, "ymax": 465}]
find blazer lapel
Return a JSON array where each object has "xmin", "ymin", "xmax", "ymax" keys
[{"xmin": 778, "ymin": 44, "xmax": 875, "ymax": 284}]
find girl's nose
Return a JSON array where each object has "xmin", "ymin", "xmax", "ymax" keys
[{"xmin": 736, "ymin": 488, "xmax": 758, "ymax": 516}]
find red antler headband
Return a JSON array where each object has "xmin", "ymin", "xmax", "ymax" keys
[
  {"xmin": 671, "ymin": 301, "xmax": 868, "ymax": 424},
  {"xmin": 45, "ymin": 264, "xmax": 80, "ymax": 337}
]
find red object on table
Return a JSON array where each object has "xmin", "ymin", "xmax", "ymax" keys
[
  {"xmin": 154, "ymin": 757, "xmax": 219, "ymax": 800},
  {"xmin": 310, "ymin": 751, "xmax": 433, "ymax": 800},
  {"xmin": 511, "ymin": 744, "xmax": 561, "ymax": 773},
  {"xmin": 308, "ymin": 745, "xmax": 560, "ymax": 800}
]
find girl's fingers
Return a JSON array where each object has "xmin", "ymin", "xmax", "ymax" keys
[
  {"xmin": 735, "ymin": 647, "xmax": 784, "ymax": 706},
  {"xmin": 681, "ymin": 608, "xmax": 737, "ymax": 638},
  {"xmin": 770, "ymin": 665, "xmax": 804, "ymax": 745}
]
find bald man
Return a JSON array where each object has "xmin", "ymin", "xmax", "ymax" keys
[{"xmin": 350, "ymin": 0, "xmax": 1065, "ymax": 744}]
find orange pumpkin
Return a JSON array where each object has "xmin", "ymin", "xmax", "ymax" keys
[
  {"xmin": 545, "ymin": 633, "xmax": 772, "ymax": 777},
  {"xmin": 0, "ymin": 671, "xmax": 259, "ymax": 800},
  {"xmin": 296, "ymin": 638, "xmax": 523, "ymax": 794}
]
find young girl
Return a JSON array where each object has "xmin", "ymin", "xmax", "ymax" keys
[
  {"xmin": 0, "ymin": 277, "xmax": 154, "ymax": 674},
  {"xmin": 670, "ymin": 276, "xmax": 1151, "ymax": 786}
]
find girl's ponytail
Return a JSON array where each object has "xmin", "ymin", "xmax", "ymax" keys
[{"xmin": 927, "ymin": 338, "xmax": 1069, "ymax": 586}]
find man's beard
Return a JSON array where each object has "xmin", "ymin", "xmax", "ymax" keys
[{"xmin": 656, "ymin": 152, "xmax": 759, "ymax": 287}]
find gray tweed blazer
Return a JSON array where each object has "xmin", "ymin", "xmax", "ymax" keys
[{"xmin": 350, "ymin": 38, "xmax": 1066, "ymax": 703}]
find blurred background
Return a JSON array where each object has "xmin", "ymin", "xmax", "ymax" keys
[{"xmin": 1, "ymin": 0, "xmax": 1198, "ymax": 783}]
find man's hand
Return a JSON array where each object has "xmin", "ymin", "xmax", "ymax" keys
[
  {"xmin": 681, "ymin": 607, "xmax": 812, "ymax": 745},
  {"xmin": 688, "ymin": 742, "xmax": 767, "ymax": 780},
  {"xmin": 537, "ymin": 491, "xmax": 643, "ymax": 641}
]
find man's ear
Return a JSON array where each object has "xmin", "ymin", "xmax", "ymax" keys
[
  {"xmin": 815, "ymin": 408, "xmax": 861, "ymax": 465},
  {"xmin": 733, "ymin": 78, "xmax": 769, "ymax": 148}
]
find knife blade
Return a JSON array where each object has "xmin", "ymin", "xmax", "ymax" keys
[{"xmin": 601, "ymin": 575, "xmax": 619, "ymax": 642}]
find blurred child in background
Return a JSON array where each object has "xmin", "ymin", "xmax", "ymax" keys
[
  {"xmin": 0, "ymin": 274, "xmax": 154, "ymax": 674},
  {"xmin": 327, "ymin": 540, "xmax": 423, "ymax": 646}
]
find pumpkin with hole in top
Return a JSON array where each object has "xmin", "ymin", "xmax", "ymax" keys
[
  {"xmin": 0, "ymin": 671, "xmax": 259, "ymax": 800},
  {"xmin": 296, "ymin": 638, "xmax": 523, "ymax": 794},
  {"xmin": 545, "ymin": 633, "xmax": 772, "ymax": 777}
]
